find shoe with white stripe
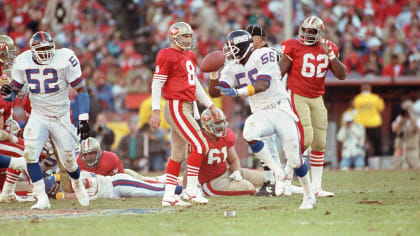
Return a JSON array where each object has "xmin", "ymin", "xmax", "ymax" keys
[
  {"xmin": 182, "ymin": 188, "xmax": 209, "ymax": 204},
  {"xmin": 162, "ymin": 194, "xmax": 191, "ymax": 206}
]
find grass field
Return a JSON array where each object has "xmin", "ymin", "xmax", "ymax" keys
[{"xmin": 1, "ymin": 170, "xmax": 419, "ymax": 236}]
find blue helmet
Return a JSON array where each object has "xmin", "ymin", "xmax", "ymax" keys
[
  {"xmin": 30, "ymin": 31, "xmax": 55, "ymax": 64},
  {"xmin": 223, "ymin": 30, "xmax": 253, "ymax": 64}
]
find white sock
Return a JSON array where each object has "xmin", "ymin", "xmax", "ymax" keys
[
  {"xmin": 186, "ymin": 175, "xmax": 198, "ymax": 191},
  {"xmin": 311, "ymin": 166, "xmax": 323, "ymax": 190},
  {"xmin": 254, "ymin": 144, "xmax": 282, "ymax": 175},
  {"xmin": 297, "ymin": 174, "xmax": 312, "ymax": 196},
  {"xmin": 265, "ymin": 170, "xmax": 274, "ymax": 183},
  {"xmin": 163, "ymin": 184, "xmax": 176, "ymax": 200}
]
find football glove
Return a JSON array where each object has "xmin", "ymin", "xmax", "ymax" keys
[
  {"xmin": 1, "ymin": 83, "xmax": 12, "ymax": 97},
  {"xmin": 229, "ymin": 171, "xmax": 242, "ymax": 182},
  {"xmin": 216, "ymin": 86, "xmax": 237, "ymax": 97},
  {"xmin": 78, "ymin": 120, "xmax": 90, "ymax": 140}
]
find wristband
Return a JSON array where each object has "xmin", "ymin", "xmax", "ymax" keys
[
  {"xmin": 209, "ymin": 71, "xmax": 218, "ymax": 80},
  {"xmin": 237, "ymin": 85, "xmax": 255, "ymax": 96}
]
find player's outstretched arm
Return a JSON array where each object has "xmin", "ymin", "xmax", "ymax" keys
[
  {"xmin": 75, "ymin": 85, "xmax": 90, "ymax": 140},
  {"xmin": 1, "ymin": 83, "xmax": 21, "ymax": 102},
  {"xmin": 208, "ymin": 71, "xmax": 222, "ymax": 97},
  {"xmin": 320, "ymin": 39, "xmax": 347, "ymax": 80},
  {"xmin": 227, "ymin": 147, "xmax": 242, "ymax": 181},
  {"xmin": 279, "ymin": 55, "xmax": 292, "ymax": 78}
]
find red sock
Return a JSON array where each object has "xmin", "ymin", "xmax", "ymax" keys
[
  {"xmin": 310, "ymin": 151, "xmax": 325, "ymax": 167},
  {"xmin": 165, "ymin": 159, "xmax": 181, "ymax": 186},
  {"xmin": 6, "ymin": 168, "xmax": 21, "ymax": 185},
  {"xmin": 187, "ymin": 151, "xmax": 202, "ymax": 177}
]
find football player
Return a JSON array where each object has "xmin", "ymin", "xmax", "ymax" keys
[
  {"xmin": 198, "ymin": 108, "xmax": 266, "ymax": 196},
  {"xmin": 279, "ymin": 16, "xmax": 347, "ymax": 197},
  {"xmin": 149, "ymin": 22, "xmax": 220, "ymax": 206},
  {"xmin": 77, "ymin": 137, "xmax": 124, "ymax": 176},
  {"xmin": 55, "ymin": 170, "xmax": 183, "ymax": 200},
  {"xmin": 0, "ymin": 31, "xmax": 90, "ymax": 209},
  {"xmin": 208, "ymin": 30, "xmax": 315, "ymax": 209}
]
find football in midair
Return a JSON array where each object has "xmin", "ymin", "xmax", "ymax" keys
[{"xmin": 200, "ymin": 51, "xmax": 226, "ymax": 72}]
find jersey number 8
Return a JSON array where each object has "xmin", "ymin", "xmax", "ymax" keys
[{"xmin": 186, "ymin": 60, "xmax": 196, "ymax": 85}]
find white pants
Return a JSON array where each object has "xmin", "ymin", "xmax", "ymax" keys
[
  {"xmin": 111, "ymin": 174, "xmax": 165, "ymax": 198},
  {"xmin": 23, "ymin": 111, "xmax": 78, "ymax": 172},
  {"xmin": 243, "ymin": 105, "xmax": 302, "ymax": 166}
]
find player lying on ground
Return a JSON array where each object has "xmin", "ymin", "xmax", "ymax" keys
[{"xmin": 54, "ymin": 170, "xmax": 182, "ymax": 200}]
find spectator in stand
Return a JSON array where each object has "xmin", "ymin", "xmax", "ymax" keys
[
  {"xmin": 117, "ymin": 116, "xmax": 143, "ymax": 171},
  {"xmin": 139, "ymin": 124, "xmax": 167, "ymax": 172},
  {"xmin": 382, "ymin": 38, "xmax": 406, "ymax": 67},
  {"xmin": 396, "ymin": 0, "xmax": 420, "ymax": 29},
  {"xmin": 92, "ymin": 70, "xmax": 114, "ymax": 111},
  {"xmin": 91, "ymin": 113, "xmax": 115, "ymax": 151},
  {"xmin": 112, "ymin": 76, "xmax": 127, "ymax": 113},
  {"xmin": 360, "ymin": 37, "xmax": 383, "ymax": 76},
  {"xmin": 126, "ymin": 59, "xmax": 153, "ymax": 94},
  {"xmin": 391, "ymin": 99, "xmax": 420, "ymax": 169},
  {"xmin": 403, "ymin": 54, "xmax": 420, "ymax": 76},
  {"xmin": 337, "ymin": 112, "xmax": 366, "ymax": 171},
  {"xmin": 353, "ymin": 84, "xmax": 385, "ymax": 167},
  {"xmin": 44, "ymin": 0, "xmax": 74, "ymax": 33},
  {"xmin": 382, "ymin": 54, "xmax": 404, "ymax": 77}
]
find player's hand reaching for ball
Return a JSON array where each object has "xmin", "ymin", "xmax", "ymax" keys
[
  {"xmin": 78, "ymin": 120, "xmax": 90, "ymax": 140},
  {"xmin": 149, "ymin": 110, "xmax": 161, "ymax": 130}
]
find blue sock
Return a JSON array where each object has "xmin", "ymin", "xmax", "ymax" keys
[
  {"xmin": 27, "ymin": 163, "xmax": 43, "ymax": 183},
  {"xmin": 67, "ymin": 167, "xmax": 80, "ymax": 179},
  {"xmin": 294, "ymin": 162, "xmax": 309, "ymax": 177},
  {"xmin": 175, "ymin": 185, "xmax": 183, "ymax": 195},
  {"xmin": 249, "ymin": 141, "xmax": 264, "ymax": 153},
  {"xmin": 0, "ymin": 154, "xmax": 11, "ymax": 168}
]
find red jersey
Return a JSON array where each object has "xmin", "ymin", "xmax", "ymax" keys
[
  {"xmin": 281, "ymin": 38, "xmax": 339, "ymax": 98},
  {"xmin": 154, "ymin": 48, "xmax": 197, "ymax": 101},
  {"xmin": 77, "ymin": 151, "xmax": 124, "ymax": 176},
  {"xmin": 198, "ymin": 129, "xmax": 236, "ymax": 184},
  {"xmin": 0, "ymin": 99, "xmax": 13, "ymax": 130}
]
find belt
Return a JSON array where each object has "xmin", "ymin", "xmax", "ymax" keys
[{"xmin": 263, "ymin": 100, "xmax": 282, "ymax": 110}]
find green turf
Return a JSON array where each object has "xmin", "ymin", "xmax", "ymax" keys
[{"xmin": 1, "ymin": 170, "xmax": 419, "ymax": 236}]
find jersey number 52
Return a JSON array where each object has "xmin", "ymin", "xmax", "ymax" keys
[{"xmin": 26, "ymin": 68, "xmax": 59, "ymax": 93}]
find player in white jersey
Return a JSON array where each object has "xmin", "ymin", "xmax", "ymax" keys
[
  {"xmin": 0, "ymin": 31, "xmax": 90, "ymax": 209},
  {"xmin": 208, "ymin": 30, "xmax": 315, "ymax": 209},
  {"xmin": 56, "ymin": 171, "xmax": 182, "ymax": 200}
]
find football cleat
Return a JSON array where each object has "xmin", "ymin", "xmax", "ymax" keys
[
  {"xmin": 299, "ymin": 194, "xmax": 316, "ymax": 210},
  {"xmin": 182, "ymin": 188, "xmax": 209, "ymax": 204},
  {"xmin": 314, "ymin": 188, "xmax": 334, "ymax": 197},
  {"xmin": 0, "ymin": 192, "xmax": 17, "ymax": 203},
  {"xmin": 31, "ymin": 193, "xmax": 51, "ymax": 210},
  {"xmin": 71, "ymin": 179, "xmax": 90, "ymax": 206},
  {"xmin": 274, "ymin": 170, "xmax": 286, "ymax": 196},
  {"xmin": 162, "ymin": 194, "xmax": 191, "ymax": 207},
  {"xmin": 255, "ymin": 181, "xmax": 274, "ymax": 197}
]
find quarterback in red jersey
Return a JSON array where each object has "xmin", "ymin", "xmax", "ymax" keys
[
  {"xmin": 280, "ymin": 16, "xmax": 347, "ymax": 197},
  {"xmin": 77, "ymin": 137, "xmax": 124, "ymax": 176},
  {"xmin": 198, "ymin": 108, "xmax": 265, "ymax": 196},
  {"xmin": 149, "ymin": 21, "xmax": 220, "ymax": 206}
]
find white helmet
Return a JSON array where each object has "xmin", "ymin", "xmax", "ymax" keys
[
  {"xmin": 201, "ymin": 108, "xmax": 228, "ymax": 138},
  {"xmin": 298, "ymin": 16, "xmax": 325, "ymax": 45},
  {"xmin": 168, "ymin": 22, "xmax": 196, "ymax": 50},
  {"xmin": 80, "ymin": 137, "xmax": 102, "ymax": 168}
]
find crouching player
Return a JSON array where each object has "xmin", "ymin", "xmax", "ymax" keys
[{"xmin": 198, "ymin": 108, "xmax": 265, "ymax": 196}]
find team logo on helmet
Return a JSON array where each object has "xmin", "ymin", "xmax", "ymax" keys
[
  {"xmin": 0, "ymin": 42, "xmax": 7, "ymax": 50},
  {"xmin": 200, "ymin": 108, "xmax": 228, "ymax": 138},
  {"xmin": 170, "ymin": 27, "xmax": 179, "ymax": 35}
]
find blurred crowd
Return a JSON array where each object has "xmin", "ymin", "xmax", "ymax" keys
[{"xmin": 2, "ymin": 0, "xmax": 420, "ymax": 170}]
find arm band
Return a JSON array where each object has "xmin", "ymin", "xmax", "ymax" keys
[
  {"xmin": 151, "ymin": 79, "xmax": 163, "ymax": 111},
  {"xmin": 195, "ymin": 79, "xmax": 213, "ymax": 108},
  {"xmin": 237, "ymin": 85, "xmax": 255, "ymax": 96},
  {"xmin": 77, "ymin": 92, "xmax": 90, "ymax": 121}
]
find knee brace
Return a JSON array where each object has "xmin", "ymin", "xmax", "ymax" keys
[
  {"xmin": 23, "ymin": 145, "xmax": 39, "ymax": 163},
  {"xmin": 294, "ymin": 162, "xmax": 308, "ymax": 177},
  {"xmin": 250, "ymin": 141, "xmax": 264, "ymax": 153}
]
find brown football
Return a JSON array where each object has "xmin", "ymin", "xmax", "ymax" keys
[{"xmin": 200, "ymin": 51, "xmax": 226, "ymax": 72}]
